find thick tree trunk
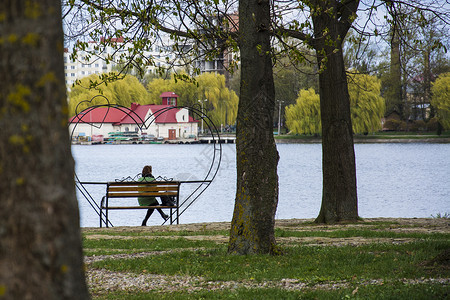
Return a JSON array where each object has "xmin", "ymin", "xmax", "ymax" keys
[
  {"xmin": 228, "ymin": 0, "xmax": 279, "ymax": 254},
  {"xmin": 312, "ymin": 1, "xmax": 359, "ymax": 224},
  {"xmin": 388, "ymin": 28, "xmax": 403, "ymax": 117},
  {"xmin": 0, "ymin": 1, "xmax": 90, "ymax": 299},
  {"xmin": 423, "ymin": 50, "xmax": 431, "ymax": 119}
]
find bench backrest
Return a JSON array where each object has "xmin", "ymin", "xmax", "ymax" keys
[{"xmin": 106, "ymin": 181, "xmax": 180, "ymax": 198}]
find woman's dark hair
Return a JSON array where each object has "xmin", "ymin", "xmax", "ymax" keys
[{"xmin": 142, "ymin": 165, "xmax": 152, "ymax": 177}]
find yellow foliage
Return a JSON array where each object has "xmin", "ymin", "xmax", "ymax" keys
[
  {"xmin": 431, "ymin": 72, "xmax": 450, "ymax": 130},
  {"xmin": 68, "ymin": 74, "xmax": 150, "ymax": 116},
  {"xmin": 285, "ymin": 88, "xmax": 321, "ymax": 135},
  {"xmin": 348, "ymin": 73, "xmax": 385, "ymax": 133},
  {"xmin": 285, "ymin": 74, "xmax": 385, "ymax": 135}
]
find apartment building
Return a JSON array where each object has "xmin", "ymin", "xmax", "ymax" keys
[{"xmin": 64, "ymin": 36, "xmax": 177, "ymax": 88}]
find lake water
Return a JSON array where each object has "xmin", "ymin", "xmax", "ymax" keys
[{"xmin": 72, "ymin": 143, "xmax": 450, "ymax": 227}]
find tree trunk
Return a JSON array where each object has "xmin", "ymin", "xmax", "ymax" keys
[
  {"xmin": 384, "ymin": 10, "xmax": 403, "ymax": 118},
  {"xmin": 228, "ymin": 0, "xmax": 279, "ymax": 254},
  {"xmin": 423, "ymin": 50, "xmax": 431, "ymax": 120},
  {"xmin": 0, "ymin": 1, "xmax": 90, "ymax": 299},
  {"xmin": 390, "ymin": 28, "xmax": 403, "ymax": 117},
  {"xmin": 312, "ymin": 1, "xmax": 359, "ymax": 224}
]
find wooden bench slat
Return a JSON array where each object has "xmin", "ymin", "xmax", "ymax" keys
[
  {"xmin": 107, "ymin": 192, "xmax": 178, "ymax": 197},
  {"xmin": 108, "ymin": 186, "xmax": 179, "ymax": 192},
  {"xmin": 108, "ymin": 182, "xmax": 179, "ymax": 185},
  {"xmin": 108, "ymin": 184, "xmax": 179, "ymax": 187},
  {"xmin": 107, "ymin": 190, "xmax": 179, "ymax": 194},
  {"xmin": 105, "ymin": 206, "xmax": 177, "ymax": 209}
]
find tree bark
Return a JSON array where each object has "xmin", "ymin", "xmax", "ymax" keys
[
  {"xmin": 312, "ymin": 0, "xmax": 359, "ymax": 224},
  {"xmin": 0, "ymin": 1, "xmax": 90, "ymax": 298},
  {"xmin": 228, "ymin": 0, "xmax": 279, "ymax": 254},
  {"xmin": 388, "ymin": 26, "xmax": 403, "ymax": 117}
]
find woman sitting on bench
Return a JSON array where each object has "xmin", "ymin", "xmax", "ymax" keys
[{"xmin": 138, "ymin": 165, "xmax": 169, "ymax": 226}]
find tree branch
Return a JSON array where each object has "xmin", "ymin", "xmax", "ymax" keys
[{"xmin": 337, "ymin": 0, "xmax": 360, "ymax": 36}]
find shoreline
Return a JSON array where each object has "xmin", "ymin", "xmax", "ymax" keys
[
  {"xmin": 72, "ymin": 137, "xmax": 450, "ymax": 146},
  {"xmin": 81, "ymin": 217, "xmax": 450, "ymax": 233},
  {"xmin": 275, "ymin": 137, "xmax": 450, "ymax": 144}
]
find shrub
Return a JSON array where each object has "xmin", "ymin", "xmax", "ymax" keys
[
  {"xmin": 398, "ymin": 121, "xmax": 408, "ymax": 131},
  {"xmin": 410, "ymin": 120, "xmax": 427, "ymax": 132},
  {"xmin": 383, "ymin": 119, "xmax": 401, "ymax": 131},
  {"xmin": 427, "ymin": 117, "xmax": 439, "ymax": 132}
]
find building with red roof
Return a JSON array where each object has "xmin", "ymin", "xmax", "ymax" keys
[{"xmin": 69, "ymin": 93, "xmax": 198, "ymax": 141}]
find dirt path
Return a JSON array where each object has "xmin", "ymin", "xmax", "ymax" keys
[{"xmin": 83, "ymin": 217, "xmax": 450, "ymax": 233}]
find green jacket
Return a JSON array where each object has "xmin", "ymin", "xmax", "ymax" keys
[{"xmin": 138, "ymin": 176, "xmax": 158, "ymax": 206}]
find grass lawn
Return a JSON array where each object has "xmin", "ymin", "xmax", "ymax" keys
[{"xmin": 83, "ymin": 218, "xmax": 449, "ymax": 299}]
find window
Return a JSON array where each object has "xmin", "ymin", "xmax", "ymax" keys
[
  {"xmin": 168, "ymin": 98, "xmax": 176, "ymax": 106},
  {"xmin": 71, "ymin": 65, "xmax": 75, "ymax": 69},
  {"xmin": 71, "ymin": 73, "xmax": 75, "ymax": 77}
]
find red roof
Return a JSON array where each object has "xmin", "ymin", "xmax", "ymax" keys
[
  {"xmin": 120, "ymin": 105, "xmax": 180, "ymax": 124},
  {"xmin": 68, "ymin": 107, "xmax": 127, "ymax": 124},
  {"xmin": 118, "ymin": 104, "xmax": 151, "ymax": 124},
  {"xmin": 69, "ymin": 103, "xmax": 196, "ymax": 125},
  {"xmin": 159, "ymin": 92, "xmax": 179, "ymax": 98}
]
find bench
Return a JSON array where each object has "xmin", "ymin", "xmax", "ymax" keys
[{"xmin": 100, "ymin": 181, "xmax": 180, "ymax": 227}]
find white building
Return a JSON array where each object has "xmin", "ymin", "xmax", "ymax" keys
[
  {"xmin": 68, "ymin": 93, "xmax": 198, "ymax": 142},
  {"xmin": 64, "ymin": 36, "xmax": 178, "ymax": 88}
]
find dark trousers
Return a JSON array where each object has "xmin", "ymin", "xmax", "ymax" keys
[{"xmin": 141, "ymin": 207, "xmax": 168, "ymax": 226}]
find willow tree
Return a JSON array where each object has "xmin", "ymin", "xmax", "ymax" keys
[
  {"xmin": 0, "ymin": 0, "xmax": 90, "ymax": 298},
  {"xmin": 431, "ymin": 72, "xmax": 450, "ymax": 130},
  {"xmin": 69, "ymin": 74, "xmax": 150, "ymax": 116},
  {"xmin": 348, "ymin": 73, "xmax": 385, "ymax": 133},
  {"xmin": 286, "ymin": 74, "xmax": 385, "ymax": 135},
  {"xmin": 285, "ymin": 88, "xmax": 321, "ymax": 135}
]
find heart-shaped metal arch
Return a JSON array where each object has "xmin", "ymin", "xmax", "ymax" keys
[{"xmin": 69, "ymin": 96, "xmax": 222, "ymax": 226}]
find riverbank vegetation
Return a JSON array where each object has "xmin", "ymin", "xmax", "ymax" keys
[
  {"xmin": 83, "ymin": 218, "xmax": 449, "ymax": 299},
  {"xmin": 275, "ymin": 131, "xmax": 450, "ymax": 141}
]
